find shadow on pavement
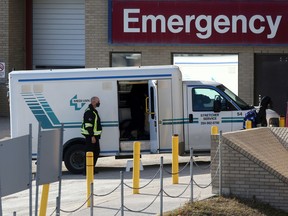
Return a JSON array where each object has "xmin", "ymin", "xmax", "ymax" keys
[{"xmin": 61, "ymin": 161, "xmax": 211, "ymax": 180}]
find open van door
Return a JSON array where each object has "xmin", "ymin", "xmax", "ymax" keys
[{"xmin": 148, "ymin": 80, "xmax": 159, "ymax": 153}]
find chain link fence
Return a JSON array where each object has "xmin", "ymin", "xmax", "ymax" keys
[{"xmin": 45, "ymin": 140, "xmax": 222, "ymax": 216}]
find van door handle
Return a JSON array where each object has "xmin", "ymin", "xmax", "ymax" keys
[{"xmin": 189, "ymin": 114, "xmax": 193, "ymax": 123}]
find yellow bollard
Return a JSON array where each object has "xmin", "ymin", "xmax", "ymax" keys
[
  {"xmin": 280, "ymin": 116, "xmax": 285, "ymax": 127},
  {"xmin": 211, "ymin": 126, "xmax": 219, "ymax": 135},
  {"xmin": 245, "ymin": 120, "xmax": 252, "ymax": 129},
  {"xmin": 39, "ymin": 184, "xmax": 50, "ymax": 216},
  {"xmin": 172, "ymin": 134, "xmax": 179, "ymax": 184},
  {"xmin": 86, "ymin": 152, "xmax": 94, "ymax": 207},
  {"xmin": 133, "ymin": 141, "xmax": 141, "ymax": 194}
]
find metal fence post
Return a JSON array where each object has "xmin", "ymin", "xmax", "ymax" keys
[
  {"xmin": 56, "ymin": 197, "xmax": 60, "ymax": 216},
  {"xmin": 160, "ymin": 156, "xmax": 163, "ymax": 216},
  {"xmin": 0, "ymin": 190, "xmax": 2, "ymax": 216},
  {"xmin": 90, "ymin": 182, "xmax": 94, "ymax": 216},
  {"xmin": 35, "ymin": 123, "xmax": 42, "ymax": 216},
  {"xmin": 219, "ymin": 130, "xmax": 222, "ymax": 196},
  {"xmin": 190, "ymin": 147, "xmax": 193, "ymax": 202},
  {"xmin": 121, "ymin": 171, "xmax": 124, "ymax": 216},
  {"xmin": 56, "ymin": 124, "xmax": 64, "ymax": 216},
  {"xmin": 28, "ymin": 124, "xmax": 33, "ymax": 216}
]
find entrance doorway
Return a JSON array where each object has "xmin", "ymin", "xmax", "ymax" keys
[{"xmin": 255, "ymin": 54, "xmax": 288, "ymax": 116}]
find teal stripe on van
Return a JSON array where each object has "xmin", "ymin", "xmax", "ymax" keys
[
  {"xmin": 162, "ymin": 118, "xmax": 185, "ymax": 125},
  {"xmin": 221, "ymin": 117, "xmax": 244, "ymax": 123},
  {"xmin": 162, "ymin": 118, "xmax": 199, "ymax": 124}
]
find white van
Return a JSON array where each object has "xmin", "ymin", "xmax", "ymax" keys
[{"xmin": 9, "ymin": 65, "xmax": 279, "ymax": 173}]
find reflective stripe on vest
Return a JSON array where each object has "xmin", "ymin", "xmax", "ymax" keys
[{"xmin": 81, "ymin": 110, "xmax": 102, "ymax": 136}]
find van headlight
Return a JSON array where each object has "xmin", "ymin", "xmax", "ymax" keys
[{"xmin": 269, "ymin": 118, "xmax": 279, "ymax": 127}]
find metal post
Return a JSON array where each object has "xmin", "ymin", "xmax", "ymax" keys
[
  {"xmin": 39, "ymin": 184, "xmax": 50, "ymax": 216},
  {"xmin": 56, "ymin": 197, "xmax": 60, "ymax": 216},
  {"xmin": 0, "ymin": 185, "xmax": 2, "ymax": 216},
  {"xmin": 86, "ymin": 152, "xmax": 94, "ymax": 207},
  {"xmin": 120, "ymin": 171, "xmax": 124, "ymax": 216},
  {"xmin": 28, "ymin": 124, "xmax": 33, "ymax": 216},
  {"xmin": 245, "ymin": 120, "xmax": 252, "ymax": 129},
  {"xmin": 219, "ymin": 130, "xmax": 222, "ymax": 196},
  {"xmin": 286, "ymin": 102, "xmax": 288, "ymax": 127},
  {"xmin": 133, "ymin": 141, "xmax": 141, "ymax": 194},
  {"xmin": 211, "ymin": 126, "xmax": 218, "ymax": 135},
  {"xmin": 190, "ymin": 147, "xmax": 193, "ymax": 202},
  {"xmin": 56, "ymin": 124, "xmax": 64, "ymax": 216},
  {"xmin": 160, "ymin": 156, "xmax": 163, "ymax": 216},
  {"xmin": 35, "ymin": 123, "xmax": 42, "ymax": 216},
  {"xmin": 172, "ymin": 135, "xmax": 179, "ymax": 184},
  {"xmin": 90, "ymin": 182, "xmax": 94, "ymax": 216},
  {"xmin": 280, "ymin": 116, "xmax": 285, "ymax": 127}
]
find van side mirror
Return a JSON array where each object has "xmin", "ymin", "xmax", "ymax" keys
[{"xmin": 213, "ymin": 100, "xmax": 221, "ymax": 113}]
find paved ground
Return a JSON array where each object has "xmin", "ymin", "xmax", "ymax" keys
[{"xmin": 0, "ymin": 117, "xmax": 214, "ymax": 216}]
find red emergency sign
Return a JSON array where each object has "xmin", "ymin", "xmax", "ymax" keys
[{"xmin": 109, "ymin": 0, "xmax": 288, "ymax": 45}]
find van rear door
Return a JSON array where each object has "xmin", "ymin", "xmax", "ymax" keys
[{"xmin": 148, "ymin": 80, "xmax": 159, "ymax": 153}]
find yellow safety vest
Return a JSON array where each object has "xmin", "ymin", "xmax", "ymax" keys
[{"xmin": 81, "ymin": 109, "xmax": 102, "ymax": 136}]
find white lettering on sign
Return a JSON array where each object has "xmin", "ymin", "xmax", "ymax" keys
[{"xmin": 123, "ymin": 9, "xmax": 282, "ymax": 39}]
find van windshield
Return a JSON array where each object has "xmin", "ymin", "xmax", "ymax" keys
[{"xmin": 217, "ymin": 84, "xmax": 253, "ymax": 110}]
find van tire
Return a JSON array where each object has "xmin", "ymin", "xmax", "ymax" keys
[{"xmin": 64, "ymin": 144, "xmax": 85, "ymax": 174}]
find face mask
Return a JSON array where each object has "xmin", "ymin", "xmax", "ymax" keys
[{"xmin": 96, "ymin": 102, "xmax": 100, "ymax": 107}]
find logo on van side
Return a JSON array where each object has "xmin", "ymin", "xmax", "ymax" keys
[
  {"xmin": 22, "ymin": 93, "xmax": 117, "ymax": 129},
  {"xmin": 70, "ymin": 95, "xmax": 90, "ymax": 110},
  {"xmin": 22, "ymin": 92, "xmax": 62, "ymax": 129}
]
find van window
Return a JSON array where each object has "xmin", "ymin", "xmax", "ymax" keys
[
  {"xmin": 192, "ymin": 88, "xmax": 237, "ymax": 111},
  {"xmin": 216, "ymin": 84, "xmax": 252, "ymax": 110}
]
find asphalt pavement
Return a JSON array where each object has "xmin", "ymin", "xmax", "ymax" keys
[{"xmin": 0, "ymin": 117, "xmax": 214, "ymax": 216}]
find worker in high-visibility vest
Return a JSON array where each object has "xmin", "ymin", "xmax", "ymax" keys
[{"xmin": 81, "ymin": 96, "xmax": 102, "ymax": 174}]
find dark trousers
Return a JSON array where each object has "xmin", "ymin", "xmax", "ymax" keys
[{"xmin": 85, "ymin": 135, "xmax": 100, "ymax": 167}]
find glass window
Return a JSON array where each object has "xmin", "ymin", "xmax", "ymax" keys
[
  {"xmin": 111, "ymin": 53, "xmax": 141, "ymax": 67},
  {"xmin": 192, "ymin": 88, "xmax": 237, "ymax": 112},
  {"xmin": 216, "ymin": 84, "xmax": 252, "ymax": 110}
]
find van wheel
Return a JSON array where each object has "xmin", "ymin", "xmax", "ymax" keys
[{"xmin": 64, "ymin": 144, "xmax": 85, "ymax": 174}]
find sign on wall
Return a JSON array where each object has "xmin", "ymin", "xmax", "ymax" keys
[{"xmin": 109, "ymin": 0, "xmax": 288, "ymax": 45}]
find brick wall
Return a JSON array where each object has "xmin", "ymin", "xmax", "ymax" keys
[
  {"xmin": 0, "ymin": 0, "xmax": 9, "ymax": 117},
  {"xmin": 9, "ymin": 0, "xmax": 25, "ymax": 72},
  {"xmin": 270, "ymin": 127, "xmax": 288, "ymax": 149},
  {"xmin": 211, "ymin": 128, "xmax": 288, "ymax": 212},
  {"xmin": 0, "ymin": 0, "xmax": 25, "ymax": 117}
]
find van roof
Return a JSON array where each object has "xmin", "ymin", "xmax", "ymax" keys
[
  {"xmin": 9, "ymin": 65, "xmax": 180, "ymax": 75},
  {"xmin": 9, "ymin": 65, "xmax": 182, "ymax": 83},
  {"xmin": 183, "ymin": 80, "xmax": 222, "ymax": 87}
]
